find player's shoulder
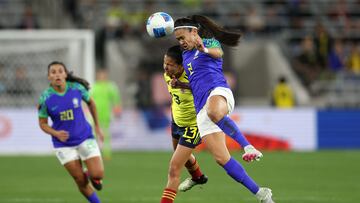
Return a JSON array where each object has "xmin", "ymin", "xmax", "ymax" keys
[
  {"xmin": 39, "ymin": 87, "xmax": 54, "ymax": 103},
  {"xmin": 179, "ymin": 71, "xmax": 189, "ymax": 82},
  {"xmin": 68, "ymin": 81, "xmax": 87, "ymax": 91},
  {"xmin": 68, "ymin": 81, "xmax": 78, "ymax": 88}
]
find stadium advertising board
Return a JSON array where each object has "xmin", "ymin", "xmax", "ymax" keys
[
  {"xmin": 4, "ymin": 108, "xmax": 360, "ymax": 154},
  {"xmin": 110, "ymin": 108, "xmax": 317, "ymax": 151},
  {"xmin": 0, "ymin": 109, "xmax": 53, "ymax": 154}
]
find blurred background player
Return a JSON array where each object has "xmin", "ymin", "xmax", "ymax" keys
[
  {"xmin": 91, "ymin": 68, "xmax": 121, "ymax": 160},
  {"xmin": 160, "ymin": 15, "xmax": 275, "ymax": 203},
  {"xmin": 162, "ymin": 45, "xmax": 208, "ymax": 197},
  {"xmin": 38, "ymin": 61, "xmax": 104, "ymax": 203},
  {"xmin": 271, "ymin": 76, "xmax": 296, "ymax": 108}
]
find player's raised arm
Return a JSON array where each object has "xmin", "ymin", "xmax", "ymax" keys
[{"xmin": 194, "ymin": 35, "xmax": 223, "ymax": 58}]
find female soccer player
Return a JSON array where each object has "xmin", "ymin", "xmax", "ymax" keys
[
  {"xmin": 160, "ymin": 15, "xmax": 275, "ymax": 203},
  {"xmin": 162, "ymin": 45, "xmax": 208, "ymax": 197},
  {"xmin": 38, "ymin": 61, "xmax": 104, "ymax": 203}
]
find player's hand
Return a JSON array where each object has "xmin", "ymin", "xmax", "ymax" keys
[
  {"xmin": 242, "ymin": 145, "xmax": 263, "ymax": 162},
  {"xmin": 170, "ymin": 75, "xmax": 179, "ymax": 88},
  {"xmin": 95, "ymin": 126, "xmax": 105, "ymax": 144},
  {"xmin": 55, "ymin": 130, "xmax": 69, "ymax": 142},
  {"xmin": 194, "ymin": 35, "xmax": 205, "ymax": 52}
]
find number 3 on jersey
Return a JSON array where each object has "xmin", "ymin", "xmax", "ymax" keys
[
  {"xmin": 187, "ymin": 62, "xmax": 194, "ymax": 75},
  {"xmin": 171, "ymin": 93, "xmax": 181, "ymax": 104}
]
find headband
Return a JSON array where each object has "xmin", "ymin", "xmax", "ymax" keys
[{"xmin": 174, "ymin": 25, "xmax": 198, "ymax": 30}]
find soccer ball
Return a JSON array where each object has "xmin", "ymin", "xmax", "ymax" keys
[{"xmin": 146, "ymin": 12, "xmax": 174, "ymax": 38}]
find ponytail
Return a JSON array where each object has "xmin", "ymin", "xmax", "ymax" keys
[
  {"xmin": 66, "ymin": 71, "xmax": 90, "ymax": 90},
  {"xmin": 47, "ymin": 61, "xmax": 90, "ymax": 90},
  {"xmin": 175, "ymin": 15, "xmax": 242, "ymax": 47}
]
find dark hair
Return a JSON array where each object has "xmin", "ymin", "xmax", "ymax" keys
[
  {"xmin": 279, "ymin": 76, "xmax": 287, "ymax": 83},
  {"xmin": 47, "ymin": 61, "xmax": 90, "ymax": 90},
  {"xmin": 174, "ymin": 15, "xmax": 242, "ymax": 47},
  {"xmin": 166, "ymin": 45, "xmax": 183, "ymax": 65}
]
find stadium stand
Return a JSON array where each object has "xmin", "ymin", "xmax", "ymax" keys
[{"xmin": 1, "ymin": 0, "xmax": 360, "ymax": 108}]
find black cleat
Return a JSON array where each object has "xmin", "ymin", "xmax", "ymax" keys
[{"xmin": 85, "ymin": 170, "xmax": 103, "ymax": 191}]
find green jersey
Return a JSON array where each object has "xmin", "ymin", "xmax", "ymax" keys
[{"xmin": 90, "ymin": 81, "xmax": 120, "ymax": 123}]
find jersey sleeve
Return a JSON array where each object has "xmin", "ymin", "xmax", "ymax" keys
[
  {"xmin": 74, "ymin": 82, "xmax": 90, "ymax": 102},
  {"xmin": 203, "ymin": 38, "xmax": 221, "ymax": 49},
  {"xmin": 38, "ymin": 93, "xmax": 49, "ymax": 118}
]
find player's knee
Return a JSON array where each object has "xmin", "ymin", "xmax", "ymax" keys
[
  {"xmin": 206, "ymin": 107, "xmax": 226, "ymax": 123},
  {"xmin": 89, "ymin": 170, "xmax": 104, "ymax": 180},
  {"xmin": 168, "ymin": 163, "xmax": 181, "ymax": 179},
  {"xmin": 207, "ymin": 97, "xmax": 228, "ymax": 122},
  {"xmin": 213, "ymin": 155, "xmax": 229, "ymax": 166}
]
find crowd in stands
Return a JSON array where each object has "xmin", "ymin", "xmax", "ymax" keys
[
  {"xmin": 1, "ymin": 0, "xmax": 360, "ymax": 107},
  {"xmin": 292, "ymin": 23, "xmax": 360, "ymax": 91}
]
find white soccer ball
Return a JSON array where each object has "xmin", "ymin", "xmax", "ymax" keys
[{"xmin": 146, "ymin": 12, "xmax": 174, "ymax": 38}]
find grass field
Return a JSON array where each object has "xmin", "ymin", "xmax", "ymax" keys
[{"xmin": 0, "ymin": 150, "xmax": 359, "ymax": 203}]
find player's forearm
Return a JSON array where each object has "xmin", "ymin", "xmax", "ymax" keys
[
  {"xmin": 39, "ymin": 122, "xmax": 58, "ymax": 137},
  {"xmin": 205, "ymin": 47, "xmax": 223, "ymax": 58}
]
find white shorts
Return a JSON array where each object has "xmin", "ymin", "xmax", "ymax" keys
[
  {"xmin": 54, "ymin": 139, "xmax": 102, "ymax": 165},
  {"xmin": 197, "ymin": 87, "xmax": 235, "ymax": 138}
]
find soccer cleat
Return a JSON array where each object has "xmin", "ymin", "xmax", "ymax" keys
[
  {"xmin": 90, "ymin": 178, "xmax": 103, "ymax": 191},
  {"xmin": 256, "ymin": 187, "xmax": 275, "ymax": 203},
  {"xmin": 243, "ymin": 145, "xmax": 263, "ymax": 162},
  {"xmin": 178, "ymin": 174, "xmax": 208, "ymax": 192},
  {"xmin": 84, "ymin": 170, "xmax": 103, "ymax": 191}
]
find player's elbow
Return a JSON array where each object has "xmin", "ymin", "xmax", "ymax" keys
[
  {"xmin": 38, "ymin": 119, "xmax": 47, "ymax": 129},
  {"xmin": 39, "ymin": 123, "xmax": 47, "ymax": 133}
]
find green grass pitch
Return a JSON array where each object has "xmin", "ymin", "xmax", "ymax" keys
[{"xmin": 0, "ymin": 150, "xmax": 358, "ymax": 202}]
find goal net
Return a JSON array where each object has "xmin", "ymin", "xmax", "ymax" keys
[{"xmin": 0, "ymin": 30, "xmax": 94, "ymax": 107}]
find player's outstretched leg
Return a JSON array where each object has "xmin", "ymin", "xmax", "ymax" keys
[
  {"xmin": 206, "ymin": 96, "xmax": 262, "ymax": 162},
  {"xmin": 203, "ymin": 132, "xmax": 275, "ymax": 202}
]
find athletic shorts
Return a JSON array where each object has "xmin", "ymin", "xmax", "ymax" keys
[
  {"xmin": 197, "ymin": 87, "xmax": 235, "ymax": 138},
  {"xmin": 54, "ymin": 138, "xmax": 102, "ymax": 165},
  {"xmin": 171, "ymin": 122, "xmax": 202, "ymax": 149}
]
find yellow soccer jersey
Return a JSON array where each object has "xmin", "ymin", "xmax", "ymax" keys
[{"xmin": 164, "ymin": 71, "xmax": 197, "ymax": 127}]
